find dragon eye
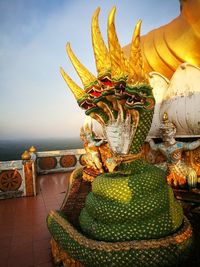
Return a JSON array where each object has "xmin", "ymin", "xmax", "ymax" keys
[
  {"xmin": 141, "ymin": 92, "xmax": 147, "ymax": 96},
  {"xmin": 144, "ymin": 98, "xmax": 155, "ymax": 110},
  {"xmin": 101, "ymin": 77, "xmax": 110, "ymax": 83}
]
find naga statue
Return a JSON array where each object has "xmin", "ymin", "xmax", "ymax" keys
[{"xmin": 47, "ymin": 7, "xmax": 193, "ymax": 267}]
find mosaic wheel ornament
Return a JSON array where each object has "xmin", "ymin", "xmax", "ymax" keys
[
  {"xmin": 0, "ymin": 170, "xmax": 22, "ymax": 192},
  {"xmin": 60, "ymin": 155, "xmax": 77, "ymax": 168},
  {"xmin": 38, "ymin": 157, "xmax": 57, "ymax": 170}
]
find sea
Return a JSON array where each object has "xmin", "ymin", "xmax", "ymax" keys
[{"xmin": 0, "ymin": 138, "xmax": 83, "ymax": 161}]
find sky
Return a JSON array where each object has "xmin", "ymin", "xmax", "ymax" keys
[{"xmin": 0, "ymin": 0, "xmax": 180, "ymax": 140}]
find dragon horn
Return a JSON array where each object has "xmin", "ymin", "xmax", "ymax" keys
[
  {"xmin": 108, "ymin": 6, "xmax": 127, "ymax": 82},
  {"xmin": 66, "ymin": 43, "xmax": 97, "ymax": 89},
  {"xmin": 128, "ymin": 20, "xmax": 148, "ymax": 85},
  {"xmin": 60, "ymin": 67, "xmax": 87, "ymax": 100},
  {"xmin": 91, "ymin": 7, "xmax": 111, "ymax": 78}
]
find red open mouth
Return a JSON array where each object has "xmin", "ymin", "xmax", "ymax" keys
[
  {"xmin": 126, "ymin": 93, "xmax": 144, "ymax": 106},
  {"xmin": 80, "ymin": 100, "xmax": 96, "ymax": 110},
  {"xmin": 89, "ymin": 90, "xmax": 102, "ymax": 97},
  {"xmin": 99, "ymin": 76, "xmax": 113, "ymax": 88}
]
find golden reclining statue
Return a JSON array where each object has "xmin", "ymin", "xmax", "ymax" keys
[{"xmin": 124, "ymin": 0, "xmax": 200, "ymax": 79}]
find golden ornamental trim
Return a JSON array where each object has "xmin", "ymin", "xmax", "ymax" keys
[{"xmin": 49, "ymin": 210, "xmax": 192, "ymax": 251}]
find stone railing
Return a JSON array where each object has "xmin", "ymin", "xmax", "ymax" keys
[
  {"xmin": 0, "ymin": 147, "xmax": 85, "ymax": 199},
  {"xmin": 36, "ymin": 148, "xmax": 85, "ymax": 174},
  {"xmin": 1, "ymin": 142, "xmax": 200, "ymax": 200},
  {"xmin": 0, "ymin": 155, "xmax": 37, "ymax": 199}
]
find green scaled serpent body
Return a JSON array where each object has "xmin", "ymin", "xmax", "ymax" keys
[
  {"xmin": 79, "ymin": 160, "xmax": 183, "ymax": 242},
  {"xmin": 47, "ymin": 166, "xmax": 192, "ymax": 267}
]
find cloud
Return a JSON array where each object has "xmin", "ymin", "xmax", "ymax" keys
[{"xmin": 0, "ymin": 0, "xmax": 179, "ymax": 139}]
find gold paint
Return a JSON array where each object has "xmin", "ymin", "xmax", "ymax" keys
[
  {"xmin": 106, "ymin": 95, "xmax": 119, "ymax": 111},
  {"xmin": 50, "ymin": 238, "xmax": 62, "ymax": 265},
  {"xmin": 128, "ymin": 20, "xmax": 148, "ymax": 85},
  {"xmin": 167, "ymin": 171, "xmax": 186, "ymax": 187},
  {"xmin": 128, "ymin": 109, "xmax": 139, "ymax": 129},
  {"xmin": 82, "ymin": 172, "xmax": 95, "ymax": 182},
  {"xmin": 89, "ymin": 112, "xmax": 104, "ymax": 126},
  {"xmin": 60, "ymin": 67, "xmax": 86, "ymax": 100},
  {"xmin": 91, "ymin": 7, "xmax": 111, "ymax": 78},
  {"xmin": 98, "ymin": 143, "xmax": 114, "ymax": 171},
  {"xmin": 124, "ymin": 0, "xmax": 200, "ymax": 79},
  {"xmin": 187, "ymin": 146, "xmax": 200, "ymax": 176},
  {"xmin": 108, "ymin": 7, "xmax": 127, "ymax": 81},
  {"xmin": 21, "ymin": 150, "xmax": 31, "ymax": 160},
  {"xmin": 66, "ymin": 43, "xmax": 97, "ymax": 89},
  {"xmin": 160, "ymin": 111, "xmax": 176, "ymax": 130},
  {"xmin": 29, "ymin": 146, "xmax": 36, "ymax": 153},
  {"xmin": 81, "ymin": 123, "xmax": 104, "ymax": 173},
  {"xmin": 163, "ymin": 112, "xmax": 169, "ymax": 123},
  {"xmin": 49, "ymin": 210, "xmax": 192, "ymax": 251},
  {"xmin": 50, "ymin": 239, "xmax": 84, "ymax": 267},
  {"xmin": 115, "ymin": 149, "xmax": 144, "ymax": 164},
  {"xmin": 96, "ymin": 101, "xmax": 114, "ymax": 121}
]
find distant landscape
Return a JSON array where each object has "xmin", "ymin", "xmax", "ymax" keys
[{"xmin": 0, "ymin": 138, "xmax": 83, "ymax": 161}]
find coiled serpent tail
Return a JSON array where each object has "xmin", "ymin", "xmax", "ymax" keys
[{"xmin": 79, "ymin": 159, "xmax": 183, "ymax": 242}]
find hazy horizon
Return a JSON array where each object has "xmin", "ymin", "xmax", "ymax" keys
[
  {"xmin": 0, "ymin": 137, "xmax": 83, "ymax": 161},
  {"xmin": 0, "ymin": 136, "xmax": 81, "ymax": 141}
]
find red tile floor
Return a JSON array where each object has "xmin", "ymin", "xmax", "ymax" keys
[
  {"xmin": 0, "ymin": 172, "xmax": 71, "ymax": 267},
  {"xmin": 1, "ymin": 171, "xmax": 200, "ymax": 267}
]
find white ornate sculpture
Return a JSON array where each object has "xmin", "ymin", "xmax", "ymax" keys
[
  {"xmin": 148, "ymin": 112, "xmax": 200, "ymax": 188},
  {"xmin": 148, "ymin": 63, "xmax": 200, "ymax": 138}
]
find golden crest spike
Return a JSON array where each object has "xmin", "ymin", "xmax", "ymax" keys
[
  {"xmin": 132, "ymin": 20, "xmax": 142, "ymax": 49},
  {"xmin": 128, "ymin": 20, "xmax": 148, "ymax": 85},
  {"xmin": 91, "ymin": 7, "xmax": 111, "ymax": 78},
  {"xmin": 160, "ymin": 111, "xmax": 176, "ymax": 130},
  {"xmin": 60, "ymin": 67, "xmax": 87, "ymax": 100},
  {"xmin": 108, "ymin": 7, "xmax": 127, "ymax": 82},
  {"xmin": 66, "ymin": 43, "xmax": 97, "ymax": 89}
]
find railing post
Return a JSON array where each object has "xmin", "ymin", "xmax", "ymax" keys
[{"xmin": 21, "ymin": 147, "xmax": 37, "ymax": 196}]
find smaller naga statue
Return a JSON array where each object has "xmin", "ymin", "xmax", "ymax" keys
[
  {"xmin": 80, "ymin": 119, "xmax": 104, "ymax": 172},
  {"xmin": 80, "ymin": 117, "xmax": 117, "ymax": 181},
  {"xmin": 148, "ymin": 112, "xmax": 200, "ymax": 188}
]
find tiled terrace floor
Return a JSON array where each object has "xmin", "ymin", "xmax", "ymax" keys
[
  {"xmin": 1, "ymin": 172, "xmax": 200, "ymax": 267},
  {"xmin": 0, "ymin": 172, "xmax": 71, "ymax": 267}
]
